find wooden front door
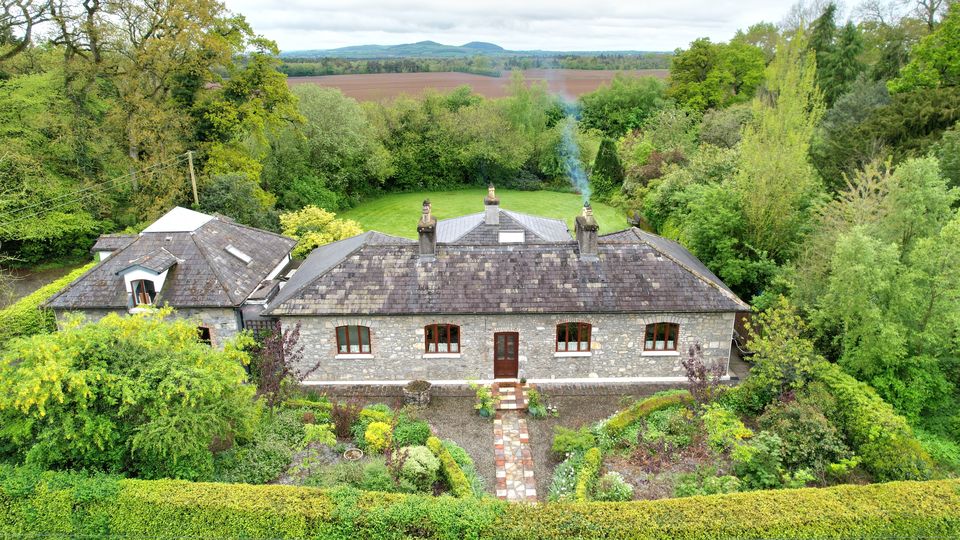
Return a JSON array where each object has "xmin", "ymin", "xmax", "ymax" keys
[{"xmin": 493, "ymin": 332, "xmax": 519, "ymax": 379}]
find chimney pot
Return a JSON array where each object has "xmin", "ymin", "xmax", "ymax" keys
[
  {"xmin": 484, "ymin": 184, "xmax": 500, "ymax": 225},
  {"xmin": 575, "ymin": 202, "xmax": 599, "ymax": 260},
  {"xmin": 418, "ymin": 199, "xmax": 437, "ymax": 260}
]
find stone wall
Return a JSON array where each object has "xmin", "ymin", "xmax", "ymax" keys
[
  {"xmin": 54, "ymin": 307, "xmax": 240, "ymax": 348},
  {"xmin": 284, "ymin": 312, "xmax": 736, "ymax": 383}
]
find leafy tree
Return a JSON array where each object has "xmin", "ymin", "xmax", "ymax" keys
[
  {"xmin": 578, "ymin": 73, "xmax": 667, "ymax": 136},
  {"xmin": 888, "ymin": 2, "xmax": 960, "ymax": 92},
  {"xmin": 739, "ymin": 297, "xmax": 823, "ymax": 413},
  {"xmin": 733, "ymin": 22, "xmax": 780, "ymax": 63},
  {"xmin": 198, "ymin": 173, "xmax": 279, "ymax": 231},
  {"xmin": 699, "ymin": 103, "xmax": 753, "ymax": 148},
  {"xmin": 735, "ymin": 32, "xmax": 825, "ymax": 263},
  {"xmin": 933, "ymin": 124, "xmax": 960, "ymax": 187},
  {"xmin": 279, "ymin": 205, "xmax": 363, "ymax": 258},
  {"xmin": 0, "ymin": 309, "xmax": 257, "ymax": 480},
  {"xmin": 591, "ymin": 138, "xmax": 624, "ymax": 196},
  {"xmin": 668, "ymin": 38, "xmax": 765, "ymax": 112}
]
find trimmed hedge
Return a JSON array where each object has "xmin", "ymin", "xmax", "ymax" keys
[
  {"xmin": 427, "ymin": 436, "xmax": 473, "ymax": 498},
  {"xmin": 603, "ymin": 390, "xmax": 692, "ymax": 436},
  {"xmin": 2, "ymin": 468, "xmax": 960, "ymax": 539},
  {"xmin": 812, "ymin": 362, "xmax": 933, "ymax": 481},
  {"xmin": 0, "ymin": 262, "xmax": 95, "ymax": 344},
  {"xmin": 574, "ymin": 447, "xmax": 602, "ymax": 502}
]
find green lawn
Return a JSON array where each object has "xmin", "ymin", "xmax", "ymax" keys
[{"xmin": 338, "ymin": 189, "xmax": 628, "ymax": 238}]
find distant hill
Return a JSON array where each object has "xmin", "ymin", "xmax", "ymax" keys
[{"xmin": 282, "ymin": 40, "xmax": 663, "ymax": 59}]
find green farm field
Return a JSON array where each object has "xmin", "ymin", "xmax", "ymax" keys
[{"xmin": 338, "ymin": 189, "xmax": 628, "ymax": 238}]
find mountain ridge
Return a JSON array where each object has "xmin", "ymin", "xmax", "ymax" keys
[{"xmin": 282, "ymin": 40, "xmax": 665, "ymax": 59}]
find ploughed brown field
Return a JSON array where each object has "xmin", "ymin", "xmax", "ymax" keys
[{"xmin": 286, "ymin": 69, "xmax": 669, "ymax": 101}]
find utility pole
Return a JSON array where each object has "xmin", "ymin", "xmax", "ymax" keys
[{"xmin": 187, "ymin": 151, "xmax": 199, "ymax": 206}]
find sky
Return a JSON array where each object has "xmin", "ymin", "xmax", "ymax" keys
[{"xmin": 222, "ymin": 0, "xmax": 802, "ymax": 53}]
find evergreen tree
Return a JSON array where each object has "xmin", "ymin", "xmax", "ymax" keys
[
  {"xmin": 591, "ymin": 138, "xmax": 625, "ymax": 196},
  {"xmin": 822, "ymin": 23, "xmax": 865, "ymax": 105}
]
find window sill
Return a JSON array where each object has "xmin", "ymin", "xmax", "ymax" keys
[
  {"xmin": 641, "ymin": 350, "xmax": 680, "ymax": 357},
  {"xmin": 128, "ymin": 306, "xmax": 154, "ymax": 314},
  {"xmin": 554, "ymin": 351, "xmax": 592, "ymax": 358},
  {"xmin": 335, "ymin": 354, "xmax": 374, "ymax": 360},
  {"xmin": 423, "ymin": 353, "xmax": 462, "ymax": 359}
]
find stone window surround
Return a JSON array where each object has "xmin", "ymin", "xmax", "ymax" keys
[{"xmin": 327, "ymin": 316, "xmax": 685, "ymax": 360}]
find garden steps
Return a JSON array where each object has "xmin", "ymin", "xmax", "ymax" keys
[{"xmin": 491, "ymin": 382, "xmax": 529, "ymax": 411}]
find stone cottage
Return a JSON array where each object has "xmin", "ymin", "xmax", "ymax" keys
[
  {"xmin": 45, "ymin": 206, "xmax": 296, "ymax": 346},
  {"xmin": 266, "ymin": 188, "xmax": 749, "ymax": 384}
]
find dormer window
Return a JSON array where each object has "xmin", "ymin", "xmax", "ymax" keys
[{"xmin": 132, "ymin": 280, "xmax": 157, "ymax": 305}]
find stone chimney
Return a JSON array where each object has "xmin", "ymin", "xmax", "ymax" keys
[
  {"xmin": 417, "ymin": 199, "xmax": 437, "ymax": 260},
  {"xmin": 484, "ymin": 183, "xmax": 499, "ymax": 225},
  {"xmin": 575, "ymin": 202, "xmax": 599, "ymax": 261}
]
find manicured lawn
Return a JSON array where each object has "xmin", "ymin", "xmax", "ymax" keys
[{"xmin": 338, "ymin": 189, "xmax": 628, "ymax": 238}]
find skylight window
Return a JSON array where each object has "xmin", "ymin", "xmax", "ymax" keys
[{"xmin": 225, "ymin": 244, "xmax": 252, "ymax": 264}]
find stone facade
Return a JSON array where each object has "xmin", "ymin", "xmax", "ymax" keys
[
  {"xmin": 54, "ymin": 307, "xmax": 240, "ymax": 348},
  {"xmin": 285, "ymin": 311, "xmax": 736, "ymax": 383}
]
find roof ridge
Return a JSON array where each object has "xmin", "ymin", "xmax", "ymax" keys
[
  {"xmin": 630, "ymin": 228, "xmax": 749, "ymax": 311},
  {"xmin": 189, "ymin": 233, "xmax": 239, "ymax": 305},
  {"xmin": 265, "ymin": 232, "xmax": 375, "ymax": 313}
]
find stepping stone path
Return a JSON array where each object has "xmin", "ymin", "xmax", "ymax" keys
[{"xmin": 491, "ymin": 382, "xmax": 537, "ymax": 502}]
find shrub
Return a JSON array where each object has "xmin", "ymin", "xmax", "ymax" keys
[
  {"xmin": 4, "ymin": 468, "xmax": 960, "ymax": 538},
  {"xmin": 442, "ymin": 439, "xmax": 484, "ymax": 496},
  {"xmin": 303, "ymin": 424, "xmax": 337, "ymax": 448},
  {"xmin": 551, "ymin": 426, "xmax": 597, "ymax": 460},
  {"xmin": 0, "ymin": 262, "xmax": 95, "ymax": 344},
  {"xmin": 364, "ymin": 422, "xmax": 392, "ymax": 454},
  {"xmin": 594, "ymin": 472, "xmax": 634, "ymax": 502},
  {"xmin": 426, "ymin": 436, "xmax": 472, "ymax": 497},
  {"xmin": 330, "ymin": 401, "xmax": 361, "ymax": 439},
  {"xmin": 812, "ymin": 362, "xmax": 933, "ymax": 481},
  {"xmin": 674, "ymin": 467, "xmax": 742, "ymax": 497},
  {"xmin": 642, "ymin": 407, "xmax": 696, "ymax": 449},
  {"xmin": 469, "ymin": 382, "xmax": 497, "ymax": 418},
  {"xmin": 393, "ymin": 419, "xmax": 431, "ymax": 447},
  {"xmin": 397, "ymin": 445, "xmax": 440, "ymax": 493},
  {"xmin": 758, "ymin": 396, "xmax": 851, "ymax": 477},
  {"xmin": 213, "ymin": 437, "xmax": 291, "ymax": 485},
  {"xmin": 603, "ymin": 391, "xmax": 692, "ymax": 437},
  {"xmin": 702, "ymin": 403, "xmax": 753, "ymax": 453},
  {"xmin": 527, "ymin": 388, "xmax": 548, "ymax": 418},
  {"xmin": 0, "ymin": 309, "xmax": 257, "ymax": 480},
  {"xmin": 574, "ymin": 447, "xmax": 602, "ymax": 502},
  {"xmin": 352, "ymin": 404, "xmax": 394, "ymax": 445},
  {"xmin": 732, "ymin": 431, "xmax": 786, "ymax": 490},
  {"xmin": 916, "ymin": 429, "xmax": 960, "ymax": 474},
  {"xmin": 547, "ymin": 452, "xmax": 583, "ymax": 502},
  {"xmin": 284, "ymin": 398, "xmax": 333, "ymax": 419},
  {"xmin": 303, "ymin": 458, "xmax": 397, "ymax": 493}
]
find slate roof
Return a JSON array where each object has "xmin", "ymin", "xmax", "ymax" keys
[
  {"xmin": 437, "ymin": 209, "xmax": 570, "ymax": 244},
  {"xmin": 47, "ymin": 208, "xmax": 296, "ymax": 309},
  {"xmin": 90, "ymin": 234, "xmax": 137, "ymax": 253},
  {"xmin": 266, "ymin": 227, "xmax": 749, "ymax": 317}
]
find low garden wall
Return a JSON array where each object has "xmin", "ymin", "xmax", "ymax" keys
[{"xmin": 2, "ymin": 468, "xmax": 959, "ymax": 539}]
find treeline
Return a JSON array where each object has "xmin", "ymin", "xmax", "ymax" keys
[
  {"xmin": 279, "ymin": 53, "xmax": 672, "ymax": 78},
  {"xmin": 597, "ymin": 1, "xmax": 960, "ymax": 466}
]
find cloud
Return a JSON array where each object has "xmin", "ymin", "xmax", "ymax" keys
[{"xmin": 224, "ymin": 0, "xmax": 800, "ymax": 52}]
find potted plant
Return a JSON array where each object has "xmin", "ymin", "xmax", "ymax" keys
[{"xmin": 469, "ymin": 382, "xmax": 498, "ymax": 418}]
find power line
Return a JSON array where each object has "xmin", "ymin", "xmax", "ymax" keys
[
  {"xmin": 0, "ymin": 153, "xmax": 193, "ymax": 234},
  {"xmin": 0, "ymin": 153, "xmax": 190, "ymax": 221}
]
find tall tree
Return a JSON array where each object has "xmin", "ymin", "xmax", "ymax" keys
[
  {"xmin": 735, "ymin": 32, "xmax": 826, "ymax": 262},
  {"xmin": 888, "ymin": 2, "xmax": 960, "ymax": 92},
  {"xmin": 668, "ymin": 38, "xmax": 765, "ymax": 112},
  {"xmin": 591, "ymin": 138, "xmax": 624, "ymax": 196}
]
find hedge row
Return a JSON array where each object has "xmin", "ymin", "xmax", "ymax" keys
[
  {"xmin": 574, "ymin": 447, "xmax": 602, "ymax": 502},
  {"xmin": 0, "ymin": 262, "xmax": 95, "ymax": 344},
  {"xmin": 812, "ymin": 362, "xmax": 933, "ymax": 481},
  {"xmin": 426, "ymin": 436, "xmax": 473, "ymax": 498},
  {"xmin": 603, "ymin": 390, "xmax": 692, "ymax": 436},
  {"xmin": 4, "ymin": 468, "xmax": 960, "ymax": 539}
]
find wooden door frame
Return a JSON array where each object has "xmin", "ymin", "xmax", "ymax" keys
[{"xmin": 493, "ymin": 331, "xmax": 519, "ymax": 379}]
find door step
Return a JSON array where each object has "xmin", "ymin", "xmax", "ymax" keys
[{"xmin": 491, "ymin": 382, "xmax": 530, "ymax": 411}]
